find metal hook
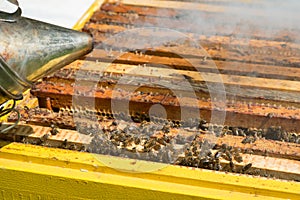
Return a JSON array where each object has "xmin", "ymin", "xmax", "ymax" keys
[
  {"xmin": 0, "ymin": 0, "xmax": 21, "ymax": 23},
  {"xmin": 0, "ymin": 99, "xmax": 20, "ymax": 133}
]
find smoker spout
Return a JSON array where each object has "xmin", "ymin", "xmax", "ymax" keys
[{"xmin": 0, "ymin": 16, "xmax": 93, "ymax": 105}]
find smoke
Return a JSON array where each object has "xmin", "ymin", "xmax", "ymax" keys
[
  {"xmin": 221, "ymin": 0, "xmax": 300, "ymax": 36},
  {"xmin": 129, "ymin": 0, "xmax": 300, "ymax": 103},
  {"xmin": 146, "ymin": 0, "xmax": 300, "ymax": 41}
]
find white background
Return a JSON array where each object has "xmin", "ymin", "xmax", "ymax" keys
[{"xmin": 0, "ymin": 0, "xmax": 95, "ymax": 28}]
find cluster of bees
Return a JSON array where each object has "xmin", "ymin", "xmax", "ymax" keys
[
  {"xmin": 87, "ymin": 120, "xmax": 182, "ymax": 163},
  {"xmin": 10, "ymin": 106, "xmax": 299, "ymax": 178},
  {"xmin": 220, "ymin": 125, "xmax": 300, "ymax": 144},
  {"xmin": 175, "ymin": 137, "xmax": 252, "ymax": 173},
  {"xmin": 12, "ymin": 106, "xmax": 300, "ymax": 148},
  {"xmin": 82, "ymin": 115, "xmax": 253, "ymax": 174},
  {"xmin": 123, "ymin": 113, "xmax": 300, "ymax": 144},
  {"xmin": 80, "ymin": 111, "xmax": 297, "ymax": 177}
]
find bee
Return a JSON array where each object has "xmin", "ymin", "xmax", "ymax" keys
[
  {"xmin": 214, "ymin": 160, "xmax": 222, "ymax": 171},
  {"xmin": 123, "ymin": 137, "xmax": 134, "ymax": 147},
  {"xmin": 111, "ymin": 139, "xmax": 120, "ymax": 146},
  {"xmin": 40, "ymin": 133, "xmax": 50, "ymax": 143},
  {"xmin": 111, "ymin": 120, "xmax": 118, "ymax": 126},
  {"xmin": 185, "ymin": 149, "xmax": 193, "ymax": 157},
  {"xmin": 174, "ymin": 157, "xmax": 185, "ymax": 165},
  {"xmin": 229, "ymin": 160, "xmax": 235, "ymax": 172},
  {"xmin": 241, "ymin": 136, "xmax": 256, "ymax": 144},
  {"xmin": 69, "ymin": 143, "xmax": 77, "ymax": 150},
  {"xmin": 153, "ymin": 144, "xmax": 161, "ymax": 151},
  {"xmin": 220, "ymin": 143, "xmax": 228, "ymax": 152},
  {"xmin": 50, "ymin": 124, "xmax": 59, "ymax": 135},
  {"xmin": 198, "ymin": 120, "xmax": 208, "ymax": 131},
  {"xmin": 222, "ymin": 150, "xmax": 232, "ymax": 161},
  {"xmin": 214, "ymin": 151, "xmax": 222, "ymax": 159},
  {"xmin": 162, "ymin": 134, "xmax": 170, "ymax": 143},
  {"xmin": 62, "ymin": 139, "xmax": 68, "ymax": 148},
  {"xmin": 144, "ymin": 138, "xmax": 156, "ymax": 152},
  {"xmin": 234, "ymin": 155, "xmax": 243, "ymax": 163},
  {"xmin": 79, "ymin": 145, "xmax": 87, "ymax": 152},
  {"xmin": 244, "ymin": 149, "xmax": 254, "ymax": 154},
  {"xmin": 162, "ymin": 124, "xmax": 170, "ymax": 133},
  {"xmin": 134, "ymin": 137, "xmax": 141, "ymax": 145},
  {"xmin": 241, "ymin": 163, "xmax": 252, "ymax": 173},
  {"xmin": 191, "ymin": 145, "xmax": 199, "ymax": 155},
  {"xmin": 199, "ymin": 158, "xmax": 210, "ymax": 168},
  {"xmin": 157, "ymin": 137, "xmax": 167, "ymax": 145}
]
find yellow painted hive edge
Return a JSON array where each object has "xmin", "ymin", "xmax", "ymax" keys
[
  {"xmin": 0, "ymin": 142, "xmax": 299, "ymax": 200},
  {"xmin": 1, "ymin": 1, "xmax": 300, "ymax": 199},
  {"xmin": 73, "ymin": 0, "xmax": 105, "ymax": 31}
]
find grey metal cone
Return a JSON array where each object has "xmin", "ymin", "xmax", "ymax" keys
[{"xmin": 0, "ymin": 16, "xmax": 93, "ymax": 105}]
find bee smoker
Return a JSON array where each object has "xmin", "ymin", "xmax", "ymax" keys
[{"xmin": 0, "ymin": 2, "xmax": 93, "ymax": 131}]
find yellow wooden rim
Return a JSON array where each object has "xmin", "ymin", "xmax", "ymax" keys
[
  {"xmin": 0, "ymin": 143, "xmax": 299, "ymax": 199},
  {"xmin": 73, "ymin": 0, "xmax": 105, "ymax": 30},
  {"xmin": 0, "ymin": 1, "xmax": 299, "ymax": 199}
]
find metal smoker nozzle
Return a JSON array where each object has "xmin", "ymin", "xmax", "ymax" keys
[{"xmin": 0, "ymin": 13, "xmax": 93, "ymax": 105}]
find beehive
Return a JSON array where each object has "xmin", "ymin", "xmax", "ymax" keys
[{"xmin": 0, "ymin": 0, "xmax": 300, "ymax": 199}]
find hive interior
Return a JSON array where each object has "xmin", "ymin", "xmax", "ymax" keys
[{"xmin": 2, "ymin": 0, "xmax": 300, "ymax": 181}]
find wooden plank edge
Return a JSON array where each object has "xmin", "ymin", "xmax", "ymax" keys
[
  {"xmin": 73, "ymin": 0, "xmax": 106, "ymax": 31},
  {"xmin": 0, "ymin": 142, "xmax": 299, "ymax": 199}
]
